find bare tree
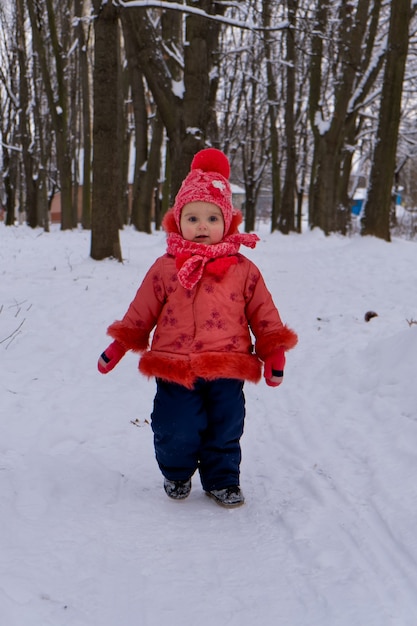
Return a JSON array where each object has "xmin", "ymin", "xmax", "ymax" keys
[
  {"xmin": 90, "ymin": 0, "xmax": 122, "ymax": 260},
  {"xmin": 25, "ymin": 0, "xmax": 74, "ymax": 230},
  {"xmin": 308, "ymin": 0, "xmax": 386, "ymax": 235},
  {"xmin": 120, "ymin": 1, "xmax": 226, "ymax": 204},
  {"xmin": 238, "ymin": 39, "xmax": 269, "ymax": 233},
  {"xmin": 16, "ymin": 0, "xmax": 38, "ymax": 228},
  {"xmin": 216, "ymin": 7, "xmax": 276, "ymax": 232},
  {"xmin": 361, "ymin": 0, "xmax": 414, "ymax": 241},
  {"xmin": 279, "ymin": 0, "xmax": 297, "ymax": 234},
  {"xmin": 74, "ymin": 0, "xmax": 93, "ymax": 229},
  {"xmin": 1, "ymin": 3, "xmax": 20, "ymax": 226},
  {"xmin": 262, "ymin": 0, "xmax": 281, "ymax": 233},
  {"xmin": 2, "ymin": 0, "xmax": 417, "ymax": 245},
  {"xmin": 122, "ymin": 27, "xmax": 149, "ymax": 230}
]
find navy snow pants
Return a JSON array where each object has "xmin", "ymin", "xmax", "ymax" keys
[{"xmin": 151, "ymin": 378, "xmax": 246, "ymax": 491}]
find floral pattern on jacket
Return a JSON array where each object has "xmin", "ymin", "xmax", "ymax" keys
[{"xmin": 107, "ymin": 253, "xmax": 297, "ymax": 388}]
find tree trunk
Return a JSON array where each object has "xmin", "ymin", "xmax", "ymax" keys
[
  {"xmin": 33, "ymin": 77, "xmax": 49, "ymax": 231},
  {"xmin": 279, "ymin": 0, "xmax": 297, "ymax": 234},
  {"xmin": 45, "ymin": 0, "xmax": 73, "ymax": 229},
  {"xmin": 308, "ymin": 0, "xmax": 383, "ymax": 235},
  {"xmin": 361, "ymin": 0, "xmax": 412, "ymax": 241},
  {"xmin": 75, "ymin": 0, "xmax": 92, "ymax": 230},
  {"xmin": 135, "ymin": 113, "xmax": 164, "ymax": 233},
  {"xmin": 25, "ymin": 0, "xmax": 73, "ymax": 230},
  {"xmin": 3, "ymin": 145, "xmax": 16, "ymax": 226},
  {"xmin": 180, "ymin": 5, "xmax": 219, "ymax": 185},
  {"xmin": 243, "ymin": 187, "xmax": 257, "ymax": 233},
  {"xmin": 16, "ymin": 0, "xmax": 38, "ymax": 228},
  {"xmin": 262, "ymin": 0, "xmax": 281, "ymax": 233},
  {"xmin": 120, "ymin": 1, "xmax": 225, "ymax": 206},
  {"xmin": 90, "ymin": 0, "xmax": 122, "ymax": 261},
  {"xmin": 118, "ymin": 45, "xmax": 131, "ymax": 226},
  {"xmin": 122, "ymin": 18, "xmax": 148, "ymax": 230}
]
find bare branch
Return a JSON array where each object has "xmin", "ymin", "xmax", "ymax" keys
[{"xmin": 117, "ymin": 1, "xmax": 288, "ymax": 32}]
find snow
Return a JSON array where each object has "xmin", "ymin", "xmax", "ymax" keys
[
  {"xmin": 314, "ymin": 110, "xmax": 331, "ymax": 135},
  {"xmin": 171, "ymin": 79, "xmax": 184, "ymax": 99},
  {"xmin": 1, "ymin": 222, "xmax": 417, "ymax": 626}
]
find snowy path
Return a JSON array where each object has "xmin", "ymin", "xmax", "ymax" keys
[{"xmin": 1, "ymin": 225, "xmax": 417, "ymax": 625}]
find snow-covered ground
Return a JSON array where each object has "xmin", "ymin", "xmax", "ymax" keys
[{"xmin": 1, "ymin": 222, "xmax": 417, "ymax": 626}]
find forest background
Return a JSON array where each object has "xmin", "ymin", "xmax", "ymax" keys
[{"xmin": 1, "ymin": 0, "xmax": 417, "ymax": 261}]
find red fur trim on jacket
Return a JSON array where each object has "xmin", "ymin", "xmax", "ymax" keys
[
  {"xmin": 193, "ymin": 351, "xmax": 260, "ymax": 382},
  {"xmin": 107, "ymin": 321, "xmax": 149, "ymax": 353},
  {"xmin": 139, "ymin": 353, "xmax": 196, "ymax": 388},
  {"xmin": 139, "ymin": 351, "xmax": 262, "ymax": 389},
  {"xmin": 255, "ymin": 326, "xmax": 298, "ymax": 361}
]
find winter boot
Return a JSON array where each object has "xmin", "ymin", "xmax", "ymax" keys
[
  {"xmin": 164, "ymin": 478, "xmax": 192, "ymax": 500},
  {"xmin": 205, "ymin": 486, "xmax": 245, "ymax": 508}
]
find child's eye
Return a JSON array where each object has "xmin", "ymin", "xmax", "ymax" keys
[
  {"xmin": 188, "ymin": 216, "xmax": 197, "ymax": 223},
  {"xmin": 209, "ymin": 216, "xmax": 219, "ymax": 222}
]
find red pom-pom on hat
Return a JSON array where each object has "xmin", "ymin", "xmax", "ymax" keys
[
  {"xmin": 170, "ymin": 147, "xmax": 236, "ymax": 235},
  {"xmin": 191, "ymin": 148, "xmax": 230, "ymax": 180}
]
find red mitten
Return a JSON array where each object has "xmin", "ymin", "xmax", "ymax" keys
[
  {"xmin": 264, "ymin": 347, "xmax": 286, "ymax": 387},
  {"xmin": 98, "ymin": 340, "xmax": 126, "ymax": 374}
]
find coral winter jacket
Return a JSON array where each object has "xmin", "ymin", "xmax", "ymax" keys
[{"xmin": 107, "ymin": 252, "xmax": 298, "ymax": 389}]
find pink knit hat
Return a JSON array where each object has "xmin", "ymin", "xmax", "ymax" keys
[{"xmin": 172, "ymin": 148, "xmax": 235, "ymax": 234}]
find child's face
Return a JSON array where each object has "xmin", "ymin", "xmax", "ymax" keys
[{"xmin": 180, "ymin": 201, "xmax": 225, "ymax": 245}]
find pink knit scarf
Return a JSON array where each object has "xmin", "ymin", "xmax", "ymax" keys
[{"xmin": 166, "ymin": 231, "xmax": 260, "ymax": 289}]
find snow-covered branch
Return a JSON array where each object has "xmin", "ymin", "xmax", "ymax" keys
[
  {"xmin": 1, "ymin": 142, "xmax": 22, "ymax": 153},
  {"xmin": 116, "ymin": 1, "xmax": 288, "ymax": 32}
]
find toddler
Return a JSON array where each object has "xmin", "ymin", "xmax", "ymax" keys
[{"xmin": 98, "ymin": 148, "xmax": 297, "ymax": 507}]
